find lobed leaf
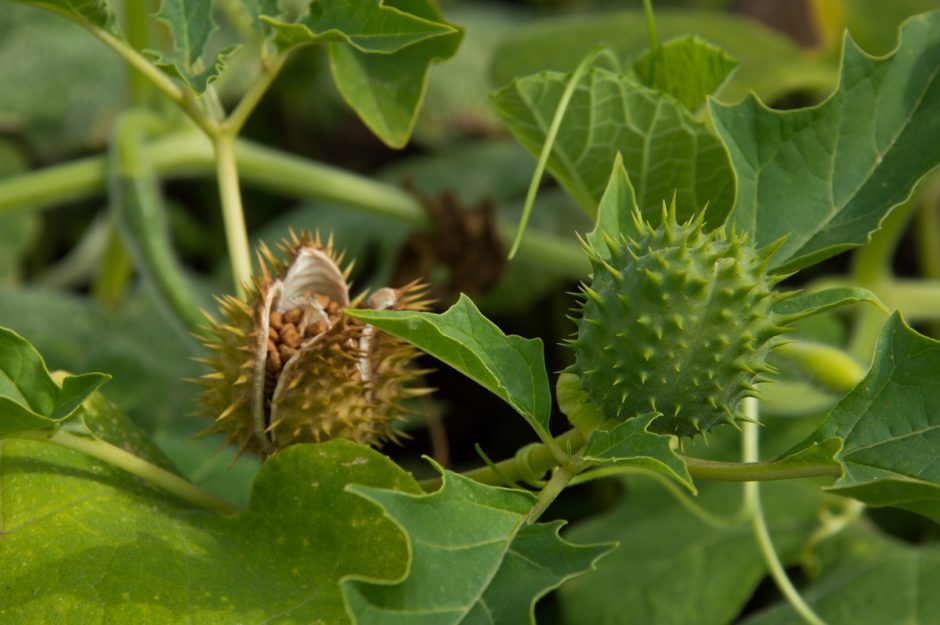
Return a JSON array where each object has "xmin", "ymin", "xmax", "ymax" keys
[
  {"xmin": 795, "ymin": 313, "xmax": 940, "ymax": 522},
  {"xmin": 343, "ymin": 467, "xmax": 612, "ymax": 624},
  {"xmin": 710, "ymin": 10, "xmax": 940, "ymax": 272},
  {"xmin": 13, "ymin": 0, "xmax": 118, "ymax": 34},
  {"xmin": 0, "ymin": 326, "xmax": 109, "ymax": 436},
  {"xmin": 491, "ymin": 66, "xmax": 735, "ymax": 225},
  {"xmin": 633, "ymin": 35, "xmax": 738, "ymax": 112},
  {"xmin": 0, "ymin": 439, "xmax": 419, "ymax": 624},
  {"xmin": 155, "ymin": 0, "xmax": 213, "ymax": 70},
  {"xmin": 347, "ymin": 294, "xmax": 554, "ymax": 442}
]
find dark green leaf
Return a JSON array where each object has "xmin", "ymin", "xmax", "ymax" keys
[
  {"xmin": 559, "ymin": 478, "xmax": 824, "ymax": 625},
  {"xmin": 0, "ymin": 440, "xmax": 418, "ymax": 624},
  {"xmin": 0, "ymin": 326, "xmax": 109, "ymax": 435},
  {"xmin": 347, "ymin": 294, "xmax": 554, "ymax": 441},
  {"xmin": 773, "ymin": 286, "xmax": 888, "ymax": 323},
  {"xmin": 583, "ymin": 415, "xmax": 694, "ymax": 492},
  {"xmin": 633, "ymin": 35, "xmax": 738, "ymax": 112},
  {"xmin": 263, "ymin": 0, "xmax": 457, "ymax": 54},
  {"xmin": 710, "ymin": 10, "xmax": 940, "ymax": 272},
  {"xmin": 344, "ymin": 468, "xmax": 612, "ymax": 624},
  {"xmin": 796, "ymin": 313, "xmax": 940, "ymax": 522},
  {"xmin": 491, "ymin": 66, "xmax": 734, "ymax": 224},
  {"xmin": 13, "ymin": 0, "xmax": 118, "ymax": 34},
  {"xmin": 585, "ymin": 152, "xmax": 642, "ymax": 255},
  {"xmin": 156, "ymin": 0, "xmax": 214, "ymax": 70},
  {"xmin": 329, "ymin": 0, "xmax": 463, "ymax": 148}
]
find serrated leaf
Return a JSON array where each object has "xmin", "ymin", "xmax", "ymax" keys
[
  {"xmin": 710, "ymin": 10, "xmax": 940, "ymax": 272},
  {"xmin": 148, "ymin": 44, "xmax": 237, "ymax": 95},
  {"xmin": 559, "ymin": 478, "xmax": 824, "ymax": 625},
  {"xmin": 741, "ymin": 525, "xmax": 940, "ymax": 625},
  {"xmin": 585, "ymin": 152, "xmax": 642, "ymax": 256},
  {"xmin": 796, "ymin": 313, "xmax": 940, "ymax": 522},
  {"xmin": 491, "ymin": 66, "xmax": 734, "ymax": 224},
  {"xmin": 0, "ymin": 439, "xmax": 418, "ymax": 624},
  {"xmin": 13, "ymin": 0, "xmax": 118, "ymax": 34},
  {"xmin": 347, "ymin": 294, "xmax": 554, "ymax": 441},
  {"xmin": 263, "ymin": 0, "xmax": 457, "ymax": 54},
  {"xmin": 329, "ymin": 0, "xmax": 462, "ymax": 148},
  {"xmin": 156, "ymin": 0, "xmax": 213, "ymax": 70},
  {"xmin": 343, "ymin": 468, "xmax": 612, "ymax": 624},
  {"xmin": 633, "ymin": 35, "xmax": 738, "ymax": 112},
  {"xmin": 0, "ymin": 327, "xmax": 109, "ymax": 435},
  {"xmin": 583, "ymin": 414, "xmax": 694, "ymax": 493},
  {"xmin": 773, "ymin": 286, "xmax": 888, "ymax": 322}
]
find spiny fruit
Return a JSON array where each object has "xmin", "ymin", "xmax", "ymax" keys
[
  {"xmin": 194, "ymin": 231, "xmax": 433, "ymax": 458},
  {"xmin": 568, "ymin": 203, "xmax": 792, "ymax": 438}
]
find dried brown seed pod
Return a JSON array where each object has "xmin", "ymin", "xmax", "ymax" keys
[{"xmin": 194, "ymin": 231, "xmax": 433, "ymax": 459}]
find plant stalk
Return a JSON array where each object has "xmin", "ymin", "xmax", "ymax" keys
[{"xmin": 213, "ymin": 133, "xmax": 253, "ymax": 295}]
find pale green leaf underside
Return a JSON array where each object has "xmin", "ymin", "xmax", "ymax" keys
[
  {"xmin": 263, "ymin": 0, "xmax": 457, "ymax": 54},
  {"xmin": 772, "ymin": 286, "xmax": 887, "ymax": 322},
  {"xmin": 13, "ymin": 0, "xmax": 118, "ymax": 34},
  {"xmin": 585, "ymin": 152, "xmax": 643, "ymax": 255},
  {"xmin": 491, "ymin": 67, "xmax": 734, "ymax": 225},
  {"xmin": 347, "ymin": 294, "xmax": 553, "ymax": 441},
  {"xmin": 802, "ymin": 313, "xmax": 940, "ymax": 522},
  {"xmin": 711, "ymin": 10, "xmax": 940, "ymax": 272},
  {"xmin": 633, "ymin": 35, "xmax": 738, "ymax": 112},
  {"xmin": 155, "ymin": 0, "xmax": 213, "ymax": 69},
  {"xmin": 344, "ymin": 469, "xmax": 611, "ymax": 624},
  {"xmin": 329, "ymin": 0, "xmax": 462, "ymax": 148},
  {"xmin": 583, "ymin": 415, "xmax": 694, "ymax": 492},
  {"xmin": 0, "ymin": 439, "xmax": 418, "ymax": 624}
]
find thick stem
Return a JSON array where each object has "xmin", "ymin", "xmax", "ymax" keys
[
  {"xmin": 524, "ymin": 464, "xmax": 575, "ymax": 523},
  {"xmin": 773, "ymin": 340, "xmax": 866, "ymax": 395},
  {"xmin": 213, "ymin": 133, "xmax": 253, "ymax": 295},
  {"xmin": 16, "ymin": 430, "xmax": 239, "ymax": 514},
  {"xmin": 742, "ymin": 399, "xmax": 827, "ymax": 625}
]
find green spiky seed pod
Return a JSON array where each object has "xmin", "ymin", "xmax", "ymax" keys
[
  {"xmin": 194, "ymin": 231, "xmax": 433, "ymax": 458},
  {"xmin": 570, "ymin": 205, "xmax": 791, "ymax": 438}
]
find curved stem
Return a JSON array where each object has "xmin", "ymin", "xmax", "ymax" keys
[
  {"xmin": 742, "ymin": 398, "xmax": 827, "ymax": 625},
  {"xmin": 213, "ymin": 133, "xmax": 253, "ymax": 295},
  {"xmin": 773, "ymin": 340, "xmax": 866, "ymax": 395},
  {"xmin": 16, "ymin": 430, "xmax": 239, "ymax": 514},
  {"xmin": 225, "ymin": 52, "xmax": 289, "ymax": 136},
  {"xmin": 524, "ymin": 464, "xmax": 575, "ymax": 523}
]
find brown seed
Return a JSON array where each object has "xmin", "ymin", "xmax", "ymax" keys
[
  {"xmin": 269, "ymin": 311, "xmax": 283, "ymax": 330},
  {"xmin": 315, "ymin": 294, "xmax": 331, "ymax": 309},
  {"xmin": 281, "ymin": 323, "xmax": 300, "ymax": 347},
  {"xmin": 267, "ymin": 348, "xmax": 282, "ymax": 372},
  {"xmin": 327, "ymin": 301, "xmax": 340, "ymax": 314},
  {"xmin": 268, "ymin": 326, "xmax": 279, "ymax": 342},
  {"xmin": 307, "ymin": 319, "xmax": 325, "ymax": 336},
  {"xmin": 266, "ymin": 338, "xmax": 277, "ymax": 355},
  {"xmin": 279, "ymin": 344, "xmax": 296, "ymax": 361},
  {"xmin": 284, "ymin": 307, "xmax": 303, "ymax": 325}
]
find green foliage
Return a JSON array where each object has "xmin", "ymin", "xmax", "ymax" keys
[
  {"xmin": 345, "ymin": 468, "xmax": 611, "ymax": 624},
  {"xmin": 633, "ymin": 35, "xmax": 738, "ymax": 112},
  {"xmin": 13, "ymin": 0, "xmax": 118, "ymax": 34},
  {"xmin": 711, "ymin": 11, "xmax": 940, "ymax": 272}
]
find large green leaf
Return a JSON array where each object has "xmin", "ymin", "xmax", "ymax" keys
[
  {"xmin": 633, "ymin": 35, "xmax": 738, "ymax": 112},
  {"xmin": 559, "ymin": 478, "xmax": 823, "ymax": 625},
  {"xmin": 343, "ymin": 468, "xmax": 611, "ymax": 624},
  {"xmin": 329, "ymin": 0, "xmax": 462, "ymax": 148},
  {"xmin": 794, "ymin": 313, "xmax": 940, "ymax": 522},
  {"xmin": 0, "ymin": 327, "xmax": 108, "ymax": 435},
  {"xmin": 13, "ymin": 0, "xmax": 118, "ymax": 34},
  {"xmin": 155, "ymin": 0, "xmax": 213, "ymax": 70},
  {"xmin": 489, "ymin": 11, "xmax": 835, "ymax": 106},
  {"xmin": 710, "ymin": 10, "xmax": 940, "ymax": 272},
  {"xmin": 263, "ymin": 0, "xmax": 456, "ymax": 54},
  {"xmin": 741, "ymin": 526, "xmax": 940, "ymax": 625},
  {"xmin": 347, "ymin": 294, "xmax": 554, "ymax": 442},
  {"xmin": 0, "ymin": 439, "xmax": 418, "ymax": 624},
  {"xmin": 491, "ymin": 66, "xmax": 735, "ymax": 224}
]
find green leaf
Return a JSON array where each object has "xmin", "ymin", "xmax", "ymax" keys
[
  {"xmin": 263, "ymin": 0, "xmax": 457, "ymax": 54},
  {"xmin": 741, "ymin": 526, "xmax": 940, "ymax": 625},
  {"xmin": 585, "ymin": 152, "xmax": 642, "ymax": 255},
  {"xmin": 347, "ymin": 294, "xmax": 554, "ymax": 441},
  {"xmin": 0, "ymin": 326, "xmax": 109, "ymax": 435},
  {"xmin": 633, "ymin": 35, "xmax": 738, "ymax": 112},
  {"xmin": 797, "ymin": 313, "xmax": 940, "ymax": 522},
  {"xmin": 710, "ymin": 10, "xmax": 940, "ymax": 272},
  {"xmin": 0, "ymin": 439, "xmax": 419, "ymax": 624},
  {"xmin": 343, "ymin": 468, "xmax": 612, "ymax": 624},
  {"xmin": 773, "ymin": 286, "xmax": 888, "ymax": 322},
  {"xmin": 559, "ymin": 478, "xmax": 824, "ymax": 625},
  {"xmin": 156, "ymin": 0, "xmax": 213, "ymax": 70},
  {"xmin": 583, "ymin": 415, "xmax": 695, "ymax": 493},
  {"xmin": 148, "ymin": 44, "xmax": 237, "ymax": 95},
  {"xmin": 329, "ymin": 0, "xmax": 463, "ymax": 148},
  {"xmin": 13, "ymin": 0, "xmax": 118, "ymax": 34},
  {"xmin": 491, "ymin": 66, "xmax": 734, "ymax": 224}
]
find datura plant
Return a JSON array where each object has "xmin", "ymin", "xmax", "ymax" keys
[{"xmin": 2, "ymin": 1, "xmax": 940, "ymax": 625}]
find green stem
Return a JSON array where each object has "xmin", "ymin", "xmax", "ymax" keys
[
  {"xmin": 742, "ymin": 399, "xmax": 827, "ymax": 625},
  {"xmin": 773, "ymin": 340, "xmax": 866, "ymax": 394},
  {"xmin": 213, "ymin": 133, "xmax": 253, "ymax": 296},
  {"xmin": 91, "ymin": 228, "xmax": 133, "ymax": 308},
  {"xmin": 225, "ymin": 52, "xmax": 289, "ymax": 136},
  {"xmin": 16, "ymin": 430, "xmax": 239, "ymax": 514},
  {"xmin": 123, "ymin": 0, "xmax": 154, "ymax": 105},
  {"xmin": 93, "ymin": 29, "xmax": 186, "ymax": 109},
  {"xmin": 524, "ymin": 464, "xmax": 575, "ymax": 523}
]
